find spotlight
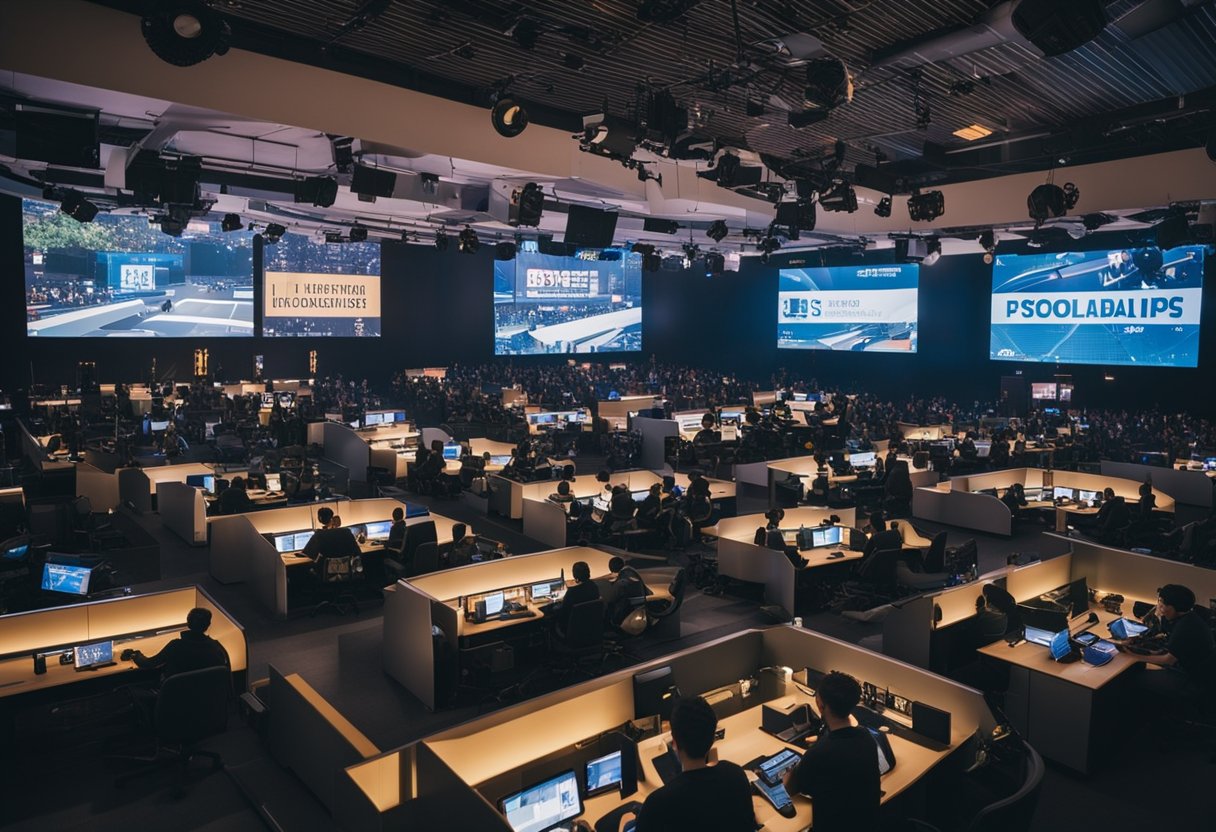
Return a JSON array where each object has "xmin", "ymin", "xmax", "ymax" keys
[
  {"xmin": 706, "ymin": 220, "xmax": 729, "ymax": 243},
  {"xmin": 818, "ymin": 181, "xmax": 858, "ymax": 213},
  {"xmin": 141, "ymin": 1, "xmax": 231, "ymax": 67},
  {"xmin": 158, "ymin": 212, "xmax": 188, "ymax": 237},
  {"xmin": 221, "ymin": 213, "xmax": 243, "ymax": 233},
  {"xmin": 874, "ymin": 196, "xmax": 892, "ymax": 218},
  {"xmin": 510, "ymin": 17, "xmax": 540, "ymax": 50},
  {"xmin": 495, "ymin": 241, "xmax": 518, "ymax": 261},
  {"xmin": 907, "ymin": 189, "xmax": 945, "ymax": 222},
  {"xmin": 458, "ymin": 226, "xmax": 480, "ymax": 253},
  {"xmin": 704, "ymin": 252, "xmax": 725, "ymax": 275},
  {"xmin": 294, "ymin": 176, "xmax": 338, "ymax": 208},
  {"xmin": 263, "ymin": 223, "xmax": 286, "ymax": 243},
  {"xmin": 1027, "ymin": 182, "xmax": 1079, "ymax": 223},
  {"xmin": 331, "ymin": 137, "xmax": 355, "ymax": 173},
  {"xmin": 511, "ymin": 182, "xmax": 545, "ymax": 227},
  {"xmin": 775, "ymin": 200, "xmax": 816, "ymax": 233},
  {"xmin": 491, "ymin": 97, "xmax": 529, "ymax": 138},
  {"xmin": 579, "ymin": 114, "xmax": 639, "ymax": 162},
  {"xmin": 59, "ymin": 190, "xmax": 98, "ymax": 223},
  {"xmin": 758, "ymin": 234, "xmax": 782, "ymax": 263},
  {"xmin": 803, "ymin": 58, "xmax": 853, "ymax": 111},
  {"xmin": 978, "ymin": 230, "xmax": 996, "ymax": 264},
  {"xmin": 434, "ymin": 229, "xmax": 449, "ymax": 251},
  {"xmin": 921, "ymin": 238, "xmax": 942, "ymax": 266},
  {"xmin": 894, "ymin": 236, "xmax": 939, "ymax": 264},
  {"xmin": 349, "ymin": 224, "xmax": 368, "ymax": 243}
]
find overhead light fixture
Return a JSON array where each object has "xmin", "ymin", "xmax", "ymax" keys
[
  {"xmin": 704, "ymin": 252, "xmax": 725, "ymax": 276},
  {"xmin": 907, "ymin": 189, "xmax": 945, "ymax": 222},
  {"xmin": 349, "ymin": 224, "xmax": 368, "ymax": 243},
  {"xmin": 803, "ymin": 57, "xmax": 853, "ymax": 111},
  {"xmin": 706, "ymin": 220, "xmax": 729, "ymax": 243},
  {"xmin": 458, "ymin": 226, "xmax": 480, "ymax": 253},
  {"xmin": 509, "ymin": 17, "xmax": 540, "ymax": 49},
  {"xmin": 818, "ymin": 181, "xmax": 858, "ymax": 213},
  {"xmin": 491, "ymin": 96, "xmax": 529, "ymax": 138},
  {"xmin": 141, "ymin": 1, "xmax": 231, "ymax": 66},
  {"xmin": 978, "ymin": 230, "xmax": 996, "ymax": 264},
  {"xmin": 921, "ymin": 238, "xmax": 942, "ymax": 266},
  {"xmin": 952, "ymin": 123, "xmax": 993, "ymax": 141},
  {"xmin": 330, "ymin": 136, "xmax": 355, "ymax": 173},
  {"xmin": 294, "ymin": 176, "xmax": 338, "ymax": 208},
  {"xmin": 698, "ymin": 152, "xmax": 763, "ymax": 188},
  {"xmin": 495, "ymin": 241, "xmax": 518, "ymax": 261},
  {"xmin": 895, "ymin": 236, "xmax": 940, "ymax": 264},
  {"xmin": 58, "ymin": 190, "xmax": 99, "ymax": 223},
  {"xmin": 158, "ymin": 210, "xmax": 189, "ymax": 238},
  {"xmin": 434, "ymin": 229, "xmax": 449, "ymax": 251},
  {"xmin": 263, "ymin": 223, "xmax": 286, "ymax": 243},
  {"xmin": 1027, "ymin": 182, "xmax": 1079, "ymax": 224},
  {"xmin": 220, "ymin": 213, "xmax": 243, "ymax": 233},
  {"xmin": 775, "ymin": 200, "xmax": 816, "ymax": 234},
  {"xmin": 874, "ymin": 196, "xmax": 892, "ymax": 218},
  {"xmin": 511, "ymin": 182, "xmax": 545, "ymax": 227},
  {"xmin": 579, "ymin": 113, "xmax": 639, "ymax": 162},
  {"xmin": 758, "ymin": 233, "xmax": 782, "ymax": 264}
]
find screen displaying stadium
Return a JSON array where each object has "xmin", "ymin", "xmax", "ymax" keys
[
  {"xmin": 494, "ymin": 248, "xmax": 642, "ymax": 355},
  {"xmin": 262, "ymin": 231, "xmax": 381, "ymax": 337},
  {"xmin": 23, "ymin": 199, "xmax": 254, "ymax": 337},
  {"xmin": 777, "ymin": 263, "xmax": 919, "ymax": 352},
  {"xmin": 990, "ymin": 245, "xmax": 1206, "ymax": 367}
]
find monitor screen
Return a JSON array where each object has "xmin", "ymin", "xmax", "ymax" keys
[
  {"xmin": 149, "ymin": 420, "xmax": 170, "ymax": 432},
  {"xmin": 989, "ymin": 245, "xmax": 1205, "ymax": 367},
  {"xmin": 1031, "ymin": 383, "xmax": 1057, "ymax": 400},
  {"xmin": 483, "ymin": 591, "xmax": 504, "ymax": 617},
  {"xmin": 42, "ymin": 562, "xmax": 92, "ymax": 594},
  {"xmin": 202, "ymin": 475, "xmax": 216, "ymax": 493},
  {"xmin": 811, "ymin": 525, "xmax": 843, "ymax": 548},
  {"xmin": 585, "ymin": 750, "xmax": 623, "ymax": 797},
  {"xmin": 720, "ymin": 424, "xmax": 738, "ymax": 442},
  {"xmin": 850, "ymin": 451, "xmax": 876, "ymax": 468},
  {"xmin": 1052, "ymin": 487, "xmax": 1075, "ymax": 500},
  {"xmin": 2, "ymin": 543, "xmax": 29, "ymax": 561},
  {"xmin": 778, "ymin": 263, "xmax": 919, "ymax": 352},
  {"xmin": 1024, "ymin": 625, "xmax": 1055, "ymax": 647},
  {"xmin": 500, "ymin": 770, "xmax": 582, "ymax": 832},
  {"xmin": 490, "ymin": 455, "xmax": 513, "ymax": 466},
  {"xmin": 1077, "ymin": 489, "xmax": 1097, "ymax": 503},
  {"xmin": 531, "ymin": 581, "xmax": 555, "ymax": 601},
  {"xmin": 364, "ymin": 520, "xmax": 392, "ymax": 540},
  {"xmin": 1109, "ymin": 617, "xmax": 1150, "ymax": 639},
  {"xmin": 975, "ymin": 441, "xmax": 992, "ymax": 457},
  {"xmin": 262, "ymin": 230, "xmax": 381, "ymax": 337},
  {"xmin": 494, "ymin": 249, "xmax": 643, "ymax": 355},
  {"xmin": 364, "ymin": 412, "xmax": 384, "ymax": 427},
  {"xmin": 1049, "ymin": 629, "xmax": 1073, "ymax": 661},
  {"xmin": 73, "ymin": 640, "xmax": 113, "ymax": 669},
  {"xmin": 260, "ymin": 392, "xmax": 276, "ymax": 408},
  {"xmin": 185, "ymin": 474, "xmax": 207, "ymax": 488},
  {"xmin": 22, "ymin": 198, "xmax": 255, "ymax": 338},
  {"xmin": 442, "ymin": 444, "xmax": 461, "ymax": 460},
  {"xmin": 392, "ymin": 411, "xmax": 406, "ymax": 423},
  {"xmin": 1067, "ymin": 576, "xmax": 1089, "ymax": 619},
  {"xmin": 265, "ymin": 473, "xmax": 281, "ymax": 492}
]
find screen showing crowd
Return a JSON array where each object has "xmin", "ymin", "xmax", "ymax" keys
[
  {"xmin": 990, "ymin": 244, "xmax": 1206, "ymax": 367},
  {"xmin": 23, "ymin": 198, "xmax": 254, "ymax": 337},
  {"xmin": 262, "ymin": 230, "xmax": 381, "ymax": 337},
  {"xmin": 778, "ymin": 263, "xmax": 919, "ymax": 352},
  {"xmin": 494, "ymin": 248, "xmax": 643, "ymax": 355}
]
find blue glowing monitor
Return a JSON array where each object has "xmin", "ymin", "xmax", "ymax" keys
[{"xmin": 42, "ymin": 562, "xmax": 93, "ymax": 595}]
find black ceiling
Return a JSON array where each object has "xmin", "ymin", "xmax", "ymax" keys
[{"xmin": 88, "ymin": 0, "xmax": 1216, "ymax": 189}]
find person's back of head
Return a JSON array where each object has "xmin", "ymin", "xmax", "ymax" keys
[
  {"xmin": 232, "ymin": 476, "xmax": 246, "ymax": 491},
  {"xmin": 1159, "ymin": 583, "xmax": 1195, "ymax": 614},
  {"xmin": 1104, "ymin": 487, "xmax": 1116, "ymax": 500},
  {"xmin": 870, "ymin": 511, "xmax": 886, "ymax": 532},
  {"xmin": 817, "ymin": 670, "xmax": 861, "ymax": 721},
  {"xmin": 597, "ymin": 469, "xmax": 611, "ymax": 484},
  {"xmin": 392, "ymin": 507, "xmax": 404, "ymax": 522},
  {"xmin": 670, "ymin": 696, "xmax": 718, "ymax": 761},
  {"xmin": 609, "ymin": 556, "xmax": 625, "ymax": 574},
  {"xmin": 557, "ymin": 480, "xmax": 571, "ymax": 496},
  {"xmin": 317, "ymin": 506, "xmax": 334, "ymax": 526},
  {"xmin": 331, "ymin": 514, "xmax": 343, "ymax": 528},
  {"xmin": 186, "ymin": 607, "xmax": 212, "ymax": 634},
  {"xmin": 572, "ymin": 560, "xmax": 591, "ymax": 583},
  {"xmin": 765, "ymin": 507, "xmax": 784, "ymax": 528}
]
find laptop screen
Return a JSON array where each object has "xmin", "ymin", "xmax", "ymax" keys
[
  {"xmin": 1049, "ymin": 629, "xmax": 1073, "ymax": 661},
  {"xmin": 1024, "ymin": 626, "xmax": 1055, "ymax": 647},
  {"xmin": 74, "ymin": 641, "xmax": 113, "ymax": 669}
]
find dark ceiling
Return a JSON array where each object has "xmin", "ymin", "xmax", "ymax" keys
[{"xmin": 89, "ymin": 0, "xmax": 1216, "ymax": 189}]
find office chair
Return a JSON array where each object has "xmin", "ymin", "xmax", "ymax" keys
[
  {"xmin": 364, "ymin": 465, "xmax": 396, "ymax": 498},
  {"xmin": 310, "ymin": 554, "xmax": 366, "ymax": 616},
  {"xmin": 394, "ymin": 520, "xmax": 436, "ymax": 574},
  {"xmin": 114, "ymin": 666, "xmax": 231, "ymax": 797},
  {"xmin": 906, "ymin": 739, "xmax": 1044, "ymax": 832},
  {"xmin": 549, "ymin": 599, "xmax": 607, "ymax": 678},
  {"xmin": 833, "ymin": 547, "xmax": 904, "ymax": 612},
  {"xmin": 646, "ymin": 568, "xmax": 687, "ymax": 641},
  {"xmin": 912, "ymin": 450, "xmax": 930, "ymax": 470},
  {"xmin": 922, "ymin": 531, "xmax": 947, "ymax": 573},
  {"xmin": 71, "ymin": 496, "xmax": 116, "ymax": 549},
  {"xmin": 411, "ymin": 541, "xmax": 441, "ymax": 576}
]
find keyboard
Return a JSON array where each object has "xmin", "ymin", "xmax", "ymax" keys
[{"xmin": 499, "ymin": 609, "xmax": 537, "ymax": 621}]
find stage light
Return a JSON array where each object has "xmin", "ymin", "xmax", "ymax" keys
[
  {"xmin": 921, "ymin": 238, "xmax": 942, "ymax": 266},
  {"xmin": 349, "ymin": 224, "xmax": 368, "ymax": 243},
  {"xmin": 704, "ymin": 252, "xmax": 725, "ymax": 275},
  {"xmin": 331, "ymin": 137, "xmax": 355, "ymax": 173},
  {"xmin": 294, "ymin": 176, "xmax": 338, "ymax": 208},
  {"xmin": 491, "ymin": 97, "xmax": 529, "ymax": 138},
  {"xmin": 907, "ymin": 189, "xmax": 945, "ymax": 222},
  {"xmin": 221, "ymin": 213, "xmax": 242, "ymax": 233},
  {"xmin": 510, "ymin": 17, "xmax": 540, "ymax": 50},
  {"xmin": 803, "ymin": 57, "xmax": 853, "ymax": 111},
  {"xmin": 512, "ymin": 182, "xmax": 545, "ymax": 227},
  {"xmin": 818, "ymin": 181, "xmax": 858, "ymax": 213},
  {"xmin": 495, "ymin": 241, "xmax": 518, "ymax": 261},
  {"xmin": 435, "ymin": 229, "xmax": 449, "ymax": 251},
  {"xmin": 580, "ymin": 114, "xmax": 639, "ymax": 162},
  {"xmin": 706, "ymin": 220, "xmax": 729, "ymax": 242},
  {"xmin": 58, "ymin": 190, "xmax": 98, "ymax": 223},
  {"xmin": 141, "ymin": 1, "xmax": 231, "ymax": 67},
  {"xmin": 1027, "ymin": 182, "xmax": 1079, "ymax": 224},
  {"xmin": 458, "ymin": 226, "xmax": 480, "ymax": 253},
  {"xmin": 263, "ymin": 223, "xmax": 286, "ymax": 243},
  {"xmin": 874, "ymin": 196, "xmax": 892, "ymax": 218},
  {"xmin": 979, "ymin": 229, "xmax": 996, "ymax": 264}
]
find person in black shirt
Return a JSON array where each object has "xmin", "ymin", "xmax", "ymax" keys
[
  {"xmin": 386, "ymin": 506, "xmax": 407, "ymax": 551},
  {"xmin": 786, "ymin": 671, "xmax": 881, "ymax": 832},
  {"xmin": 123, "ymin": 607, "xmax": 230, "ymax": 683},
  {"xmin": 1120, "ymin": 584, "xmax": 1216, "ymax": 704},
  {"xmin": 216, "ymin": 476, "xmax": 254, "ymax": 515},
  {"xmin": 632, "ymin": 696, "xmax": 755, "ymax": 832},
  {"xmin": 552, "ymin": 560, "xmax": 601, "ymax": 637},
  {"xmin": 862, "ymin": 512, "xmax": 902, "ymax": 560},
  {"xmin": 302, "ymin": 506, "xmax": 361, "ymax": 561}
]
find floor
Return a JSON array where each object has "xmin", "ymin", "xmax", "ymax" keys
[{"xmin": 2, "ymin": 467, "xmax": 1212, "ymax": 831}]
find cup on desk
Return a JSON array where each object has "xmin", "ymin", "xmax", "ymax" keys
[{"xmin": 792, "ymin": 616, "xmax": 803, "ymax": 628}]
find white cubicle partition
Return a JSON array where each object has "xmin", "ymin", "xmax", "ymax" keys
[
  {"xmin": 1100, "ymin": 460, "xmax": 1214, "ymax": 508},
  {"xmin": 118, "ymin": 462, "xmax": 218, "ymax": 514},
  {"xmin": 1064, "ymin": 536, "xmax": 1216, "ymax": 603},
  {"xmin": 159, "ymin": 481, "xmax": 209, "ymax": 545},
  {"xmin": 76, "ymin": 462, "xmax": 121, "ymax": 512},
  {"xmin": 633, "ymin": 416, "xmax": 679, "ymax": 471},
  {"xmin": 598, "ymin": 396, "xmax": 662, "ymax": 430}
]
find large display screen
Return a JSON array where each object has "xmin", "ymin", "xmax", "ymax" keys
[
  {"xmin": 990, "ymin": 245, "xmax": 1206, "ymax": 367},
  {"xmin": 262, "ymin": 231, "xmax": 381, "ymax": 337},
  {"xmin": 778, "ymin": 264, "xmax": 919, "ymax": 352},
  {"xmin": 494, "ymin": 249, "xmax": 642, "ymax": 354},
  {"xmin": 23, "ymin": 199, "xmax": 254, "ymax": 337}
]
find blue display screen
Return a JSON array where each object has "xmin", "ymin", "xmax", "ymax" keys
[{"xmin": 778, "ymin": 264, "xmax": 919, "ymax": 353}]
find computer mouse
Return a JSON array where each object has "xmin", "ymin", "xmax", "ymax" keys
[{"xmin": 778, "ymin": 802, "xmax": 797, "ymax": 819}]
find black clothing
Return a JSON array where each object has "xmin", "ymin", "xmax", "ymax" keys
[
  {"xmin": 637, "ymin": 494, "xmax": 664, "ymax": 528},
  {"xmin": 133, "ymin": 630, "xmax": 230, "ymax": 682},
  {"xmin": 610, "ymin": 490, "xmax": 636, "ymax": 518},
  {"xmin": 1096, "ymin": 496, "xmax": 1130, "ymax": 529},
  {"xmin": 302, "ymin": 527, "xmax": 361, "ymax": 560},
  {"xmin": 789, "ymin": 725, "xmax": 881, "ymax": 832},
  {"xmin": 635, "ymin": 761, "xmax": 755, "ymax": 832},
  {"xmin": 1165, "ymin": 610, "xmax": 1216, "ymax": 686},
  {"xmin": 863, "ymin": 528, "xmax": 902, "ymax": 559},
  {"xmin": 555, "ymin": 579, "xmax": 601, "ymax": 634},
  {"xmin": 217, "ymin": 487, "xmax": 253, "ymax": 515},
  {"xmin": 387, "ymin": 519, "xmax": 407, "ymax": 552}
]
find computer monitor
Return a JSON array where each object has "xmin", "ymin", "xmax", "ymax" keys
[
  {"xmin": 720, "ymin": 424, "xmax": 738, "ymax": 442},
  {"xmin": 811, "ymin": 525, "xmax": 843, "ymax": 548},
  {"xmin": 2, "ymin": 543, "xmax": 29, "ymax": 561},
  {"xmin": 294, "ymin": 531, "xmax": 314, "ymax": 551},
  {"xmin": 483, "ymin": 591, "xmax": 504, "ymax": 617},
  {"xmin": 531, "ymin": 580, "xmax": 557, "ymax": 602},
  {"xmin": 1109, "ymin": 617, "xmax": 1150, "ymax": 640},
  {"xmin": 975, "ymin": 441, "xmax": 992, "ymax": 458},
  {"xmin": 442, "ymin": 444, "xmax": 461, "ymax": 461},
  {"xmin": 1049, "ymin": 629, "xmax": 1073, "ymax": 661},
  {"xmin": 185, "ymin": 474, "xmax": 208, "ymax": 488},
  {"xmin": 364, "ymin": 412, "xmax": 383, "ymax": 427},
  {"xmin": 364, "ymin": 520, "xmax": 393, "ymax": 541},
  {"xmin": 42, "ymin": 562, "xmax": 93, "ymax": 595},
  {"xmin": 1077, "ymin": 489, "xmax": 1097, "ymax": 504},
  {"xmin": 1052, "ymin": 486, "xmax": 1075, "ymax": 501},
  {"xmin": 202, "ymin": 475, "xmax": 216, "ymax": 493},
  {"xmin": 1019, "ymin": 604, "xmax": 1069, "ymax": 635},
  {"xmin": 73, "ymin": 640, "xmax": 113, "ymax": 669},
  {"xmin": 149, "ymin": 420, "xmax": 170, "ymax": 432},
  {"xmin": 273, "ymin": 533, "xmax": 299, "ymax": 554},
  {"xmin": 490, "ymin": 455, "xmax": 513, "ymax": 466},
  {"xmin": 265, "ymin": 473, "xmax": 281, "ymax": 492},
  {"xmin": 392, "ymin": 411, "xmax": 406, "ymax": 423},
  {"xmin": 850, "ymin": 451, "xmax": 876, "ymax": 468},
  {"xmin": 1023, "ymin": 625, "xmax": 1055, "ymax": 647},
  {"xmin": 1067, "ymin": 576, "xmax": 1089, "ymax": 619},
  {"xmin": 585, "ymin": 750, "xmax": 624, "ymax": 797},
  {"xmin": 499, "ymin": 770, "xmax": 582, "ymax": 832}
]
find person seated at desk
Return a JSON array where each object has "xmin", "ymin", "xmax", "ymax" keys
[
  {"xmin": 785, "ymin": 671, "xmax": 881, "ymax": 832},
  {"xmin": 692, "ymin": 413, "xmax": 720, "ymax": 445},
  {"xmin": 1118, "ymin": 584, "xmax": 1216, "ymax": 707},
  {"xmin": 1136, "ymin": 481, "xmax": 1158, "ymax": 520},
  {"xmin": 631, "ymin": 695, "xmax": 756, "ymax": 832},
  {"xmin": 861, "ymin": 512, "xmax": 902, "ymax": 560},
  {"xmin": 386, "ymin": 506, "xmax": 407, "ymax": 551},
  {"xmin": 549, "ymin": 479, "xmax": 576, "ymax": 508},
  {"xmin": 302, "ymin": 507, "xmax": 361, "ymax": 561},
  {"xmin": 597, "ymin": 555, "xmax": 649, "ymax": 628},
  {"xmin": 446, "ymin": 523, "xmax": 479, "ymax": 568},
  {"xmin": 754, "ymin": 508, "xmax": 805, "ymax": 568},
  {"xmin": 122, "ymin": 607, "xmax": 231, "ymax": 683},
  {"xmin": 636, "ymin": 483, "xmax": 666, "ymax": 529},
  {"xmin": 1001, "ymin": 482, "xmax": 1030, "ymax": 520},
  {"xmin": 216, "ymin": 475, "xmax": 254, "ymax": 515},
  {"xmin": 548, "ymin": 560, "xmax": 601, "ymax": 636},
  {"xmin": 1091, "ymin": 487, "xmax": 1129, "ymax": 539},
  {"xmin": 988, "ymin": 438, "xmax": 1010, "ymax": 469}
]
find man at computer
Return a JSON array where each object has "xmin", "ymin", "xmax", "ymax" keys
[
  {"xmin": 861, "ymin": 512, "xmax": 902, "ymax": 560},
  {"xmin": 1117, "ymin": 584, "xmax": 1216, "ymax": 706},
  {"xmin": 302, "ymin": 506, "xmax": 361, "ymax": 561},
  {"xmin": 631, "ymin": 695, "xmax": 756, "ymax": 832},
  {"xmin": 784, "ymin": 671, "xmax": 881, "ymax": 832},
  {"xmin": 597, "ymin": 555, "xmax": 649, "ymax": 629},
  {"xmin": 386, "ymin": 506, "xmax": 407, "ymax": 551},
  {"xmin": 216, "ymin": 475, "xmax": 253, "ymax": 515},
  {"xmin": 550, "ymin": 560, "xmax": 600, "ymax": 637},
  {"xmin": 123, "ymin": 607, "xmax": 230, "ymax": 682}
]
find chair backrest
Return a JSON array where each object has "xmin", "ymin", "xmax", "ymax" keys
[
  {"xmin": 858, "ymin": 547, "xmax": 902, "ymax": 584},
  {"xmin": 563, "ymin": 599, "xmax": 606, "ymax": 649},
  {"xmin": 912, "ymin": 451, "xmax": 930, "ymax": 470},
  {"xmin": 403, "ymin": 520, "xmax": 437, "ymax": 558},
  {"xmin": 924, "ymin": 531, "xmax": 947, "ymax": 573},
  {"xmin": 610, "ymin": 500, "xmax": 636, "ymax": 521},
  {"xmin": 966, "ymin": 741, "xmax": 1044, "ymax": 832},
  {"xmin": 450, "ymin": 522, "xmax": 467, "ymax": 542},
  {"xmin": 155, "ymin": 665, "xmax": 231, "ymax": 744},
  {"xmin": 413, "ymin": 542, "xmax": 440, "ymax": 575},
  {"xmin": 653, "ymin": 568, "xmax": 688, "ymax": 618},
  {"xmin": 320, "ymin": 555, "xmax": 362, "ymax": 583}
]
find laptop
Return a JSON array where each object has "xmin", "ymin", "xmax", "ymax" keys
[
  {"xmin": 73, "ymin": 640, "xmax": 114, "ymax": 671},
  {"xmin": 1023, "ymin": 625, "xmax": 1055, "ymax": 647}
]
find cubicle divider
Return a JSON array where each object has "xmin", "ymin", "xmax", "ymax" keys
[
  {"xmin": 633, "ymin": 416, "xmax": 678, "ymax": 471},
  {"xmin": 323, "ymin": 422, "xmax": 374, "ymax": 485},
  {"xmin": 158, "ymin": 481, "xmax": 208, "ymax": 545},
  {"xmin": 75, "ymin": 462, "xmax": 121, "ymax": 512},
  {"xmin": 1100, "ymin": 460, "xmax": 1214, "ymax": 507},
  {"xmin": 598, "ymin": 396, "xmax": 662, "ymax": 431},
  {"xmin": 117, "ymin": 462, "xmax": 219, "ymax": 515},
  {"xmin": 768, "ymin": 454, "xmax": 937, "ymax": 508},
  {"xmin": 1063, "ymin": 536, "xmax": 1216, "ymax": 603}
]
